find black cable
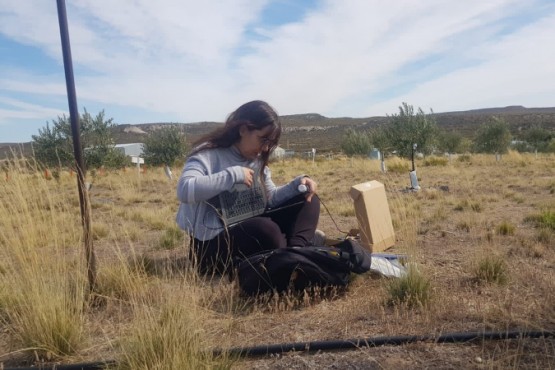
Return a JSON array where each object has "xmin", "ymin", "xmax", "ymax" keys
[
  {"xmin": 2, "ymin": 360, "xmax": 116, "ymax": 370},
  {"xmin": 216, "ymin": 329, "xmax": 554, "ymax": 358},
  {"xmin": 315, "ymin": 193, "xmax": 351, "ymax": 236},
  {"xmin": 4, "ymin": 330, "xmax": 553, "ymax": 369}
]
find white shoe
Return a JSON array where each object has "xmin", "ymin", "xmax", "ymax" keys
[{"xmin": 311, "ymin": 229, "xmax": 326, "ymax": 246}]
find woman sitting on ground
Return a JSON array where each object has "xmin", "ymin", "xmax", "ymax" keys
[{"xmin": 176, "ymin": 100, "xmax": 320, "ymax": 274}]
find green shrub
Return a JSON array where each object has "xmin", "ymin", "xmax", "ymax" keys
[
  {"xmin": 535, "ymin": 227, "xmax": 553, "ymax": 245},
  {"xmin": 159, "ymin": 226, "xmax": 185, "ymax": 250},
  {"xmin": 387, "ymin": 160, "xmax": 410, "ymax": 174},
  {"xmin": 423, "ymin": 156, "xmax": 448, "ymax": 166},
  {"xmin": 473, "ymin": 255, "xmax": 508, "ymax": 284},
  {"xmin": 385, "ymin": 267, "xmax": 432, "ymax": 308},
  {"xmin": 524, "ymin": 210, "xmax": 555, "ymax": 231},
  {"xmin": 457, "ymin": 154, "xmax": 472, "ymax": 163},
  {"xmin": 496, "ymin": 221, "xmax": 515, "ymax": 236},
  {"xmin": 454, "ymin": 199, "xmax": 482, "ymax": 212}
]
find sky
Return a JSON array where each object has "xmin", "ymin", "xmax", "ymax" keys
[{"xmin": 1, "ymin": 0, "xmax": 554, "ymax": 143}]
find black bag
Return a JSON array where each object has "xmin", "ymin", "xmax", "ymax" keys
[{"xmin": 235, "ymin": 238, "xmax": 371, "ymax": 296}]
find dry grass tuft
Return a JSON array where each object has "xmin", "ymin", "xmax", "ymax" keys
[
  {"xmin": 119, "ymin": 290, "xmax": 235, "ymax": 370},
  {"xmin": 0, "ymin": 158, "xmax": 87, "ymax": 360},
  {"xmin": 422, "ymin": 155, "xmax": 449, "ymax": 167},
  {"xmin": 472, "ymin": 253, "xmax": 508, "ymax": 285},
  {"xmin": 157, "ymin": 226, "xmax": 185, "ymax": 250},
  {"xmin": 525, "ymin": 210, "xmax": 555, "ymax": 231},
  {"xmin": 384, "ymin": 266, "xmax": 433, "ymax": 308},
  {"xmin": 95, "ymin": 260, "xmax": 151, "ymax": 302},
  {"xmin": 385, "ymin": 156, "xmax": 410, "ymax": 173},
  {"xmin": 496, "ymin": 220, "xmax": 516, "ymax": 236}
]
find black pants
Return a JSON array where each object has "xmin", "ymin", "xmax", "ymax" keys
[{"xmin": 191, "ymin": 194, "xmax": 320, "ymax": 274}]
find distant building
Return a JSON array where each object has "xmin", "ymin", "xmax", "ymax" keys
[
  {"xmin": 115, "ymin": 143, "xmax": 144, "ymax": 157},
  {"xmin": 284, "ymin": 149, "xmax": 295, "ymax": 158},
  {"xmin": 270, "ymin": 146, "xmax": 286, "ymax": 160}
]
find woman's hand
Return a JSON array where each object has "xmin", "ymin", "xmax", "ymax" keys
[
  {"xmin": 242, "ymin": 167, "xmax": 255, "ymax": 187},
  {"xmin": 301, "ymin": 177, "xmax": 318, "ymax": 202}
]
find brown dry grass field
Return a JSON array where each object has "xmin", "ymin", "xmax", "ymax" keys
[{"xmin": 1, "ymin": 152, "xmax": 554, "ymax": 369}]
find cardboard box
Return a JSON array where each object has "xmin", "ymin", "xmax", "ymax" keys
[{"xmin": 349, "ymin": 180, "xmax": 395, "ymax": 253}]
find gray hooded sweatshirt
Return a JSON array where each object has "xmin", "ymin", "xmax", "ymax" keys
[{"xmin": 176, "ymin": 145, "xmax": 305, "ymax": 241}]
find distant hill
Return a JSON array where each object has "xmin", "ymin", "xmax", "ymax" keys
[
  {"xmin": 110, "ymin": 114, "xmax": 386, "ymax": 153},
  {"xmin": 2, "ymin": 105, "xmax": 555, "ymax": 159},
  {"xmin": 435, "ymin": 105, "xmax": 555, "ymax": 115},
  {"xmin": 432, "ymin": 106, "xmax": 555, "ymax": 138}
]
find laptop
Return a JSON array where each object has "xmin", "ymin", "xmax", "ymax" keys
[{"xmin": 210, "ymin": 167, "xmax": 267, "ymax": 226}]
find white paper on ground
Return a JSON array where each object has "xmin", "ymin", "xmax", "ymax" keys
[{"xmin": 370, "ymin": 255, "xmax": 407, "ymax": 278}]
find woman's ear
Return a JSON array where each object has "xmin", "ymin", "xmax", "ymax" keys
[{"xmin": 239, "ymin": 124, "xmax": 248, "ymax": 137}]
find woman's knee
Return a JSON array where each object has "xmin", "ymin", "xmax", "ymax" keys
[
  {"xmin": 237, "ymin": 217, "xmax": 285, "ymax": 251},
  {"xmin": 306, "ymin": 195, "xmax": 320, "ymax": 213},
  {"xmin": 251, "ymin": 217, "xmax": 285, "ymax": 249}
]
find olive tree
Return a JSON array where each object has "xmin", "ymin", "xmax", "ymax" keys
[
  {"xmin": 522, "ymin": 124, "xmax": 553, "ymax": 153},
  {"xmin": 340, "ymin": 128, "xmax": 372, "ymax": 156},
  {"xmin": 473, "ymin": 116, "xmax": 512, "ymax": 156},
  {"xmin": 80, "ymin": 110, "xmax": 127, "ymax": 169},
  {"xmin": 385, "ymin": 102, "xmax": 439, "ymax": 158},
  {"xmin": 438, "ymin": 130, "xmax": 463, "ymax": 155},
  {"xmin": 368, "ymin": 125, "xmax": 391, "ymax": 155},
  {"xmin": 142, "ymin": 125, "xmax": 188, "ymax": 166},
  {"xmin": 32, "ymin": 109, "xmax": 127, "ymax": 169},
  {"xmin": 32, "ymin": 121, "xmax": 74, "ymax": 167}
]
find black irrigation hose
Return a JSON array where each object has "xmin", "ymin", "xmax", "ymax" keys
[
  {"xmin": 2, "ymin": 360, "xmax": 116, "ymax": 370},
  {"xmin": 5, "ymin": 330, "xmax": 552, "ymax": 369},
  {"xmin": 219, "ymin": 329, "xmax": 554, "ymax": 358}
]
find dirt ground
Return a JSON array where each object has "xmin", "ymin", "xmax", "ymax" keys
[
  {"xmin": 1, "ymin": 155, "xmax": 554, "ymax": 369},
  {"xmin": 223, "ymin": 158, "xmax": 555, "ymax": 369}
]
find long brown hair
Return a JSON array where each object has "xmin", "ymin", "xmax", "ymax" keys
[{"xmin": 190, "ymin": 100, "xmax": 281, "ymax": 169}]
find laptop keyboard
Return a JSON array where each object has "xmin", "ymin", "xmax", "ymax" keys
[{"xmin": 220, "ymin": 187, "xmax": 265, "ymax": 221}]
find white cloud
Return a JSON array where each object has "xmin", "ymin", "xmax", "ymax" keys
[
  {"xmin": 0, "ymin": 97, "xmax": 65, "ymax": 121},
  {"xmin": 231, "ymin": 0, "xmax": 535, "ymax": 114},
  {"xmin": 0, "ymin": 1, "xmax": 61, "ymax": 59},
  {"xmin": 0, "ymin": 77, "xmax": 66, "ymax": 96},
  {"xmin": 0, "ymin": 0, "xmax": 554, "ymax": 141},
  {"xmin": 365, "ymin": 7, "xmax": 555, "ymax": 114}
]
